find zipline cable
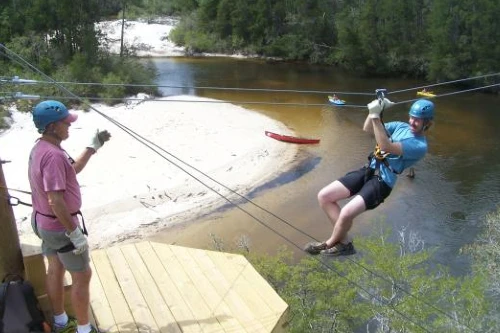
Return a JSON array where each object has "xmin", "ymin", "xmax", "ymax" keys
[
  {"xmin": 393, "ymin": 83, "xmax": 500, "ymax": 106},
  {"xmin": 391, "ymin": 72, "xmax": 500, "ymax": 94},
  {"xmin": 0, "ymin": 93, "xmax": 368, "ymax": 108},
  {"xmin": 2, "ymin": 80, "xmax": 499, "ymax": 110},
  {"xmin": 0, "ymin": 114, "xmax": 435, "ymax": 331},
  {"xmin": 0, "ymin": 44, "xmax": 482, "ymax": 332},
  {"xmin": 13, "ymin": 79, "xmax": 375, "ymax": 96},
  {"xmin": 4, "ymin": 80, "xmax": 498, "ymax": 110},
  {"xmin": 1, "ymin": 126, "xmax": 437, "ymax": 332},
  {"xmin": 90, "ymin": 113, "xmax": 481, "ymax": 332},
  {"xmin": 2, "ymin": 71, "xmax": 498, "ymax": 97}
]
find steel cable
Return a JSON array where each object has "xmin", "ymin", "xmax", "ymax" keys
[{"xmin": 0, "ymin": 43, "xmax": 484, "ymax": 332}]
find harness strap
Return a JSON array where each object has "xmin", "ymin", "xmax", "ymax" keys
[
  {"xmin": 368, "ymin": 144, "xmax": 402, "ymax": 175},
  {"xmin": 34, "ymin": 210, "xmax": 88, "ymax": 236}
]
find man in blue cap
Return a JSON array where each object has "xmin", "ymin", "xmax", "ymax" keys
[
  {"xmin": 305, "ymin": 98, "xmax": 434, "ymax": 256},
  {"xmin": 28, "ymin": 100, "xmax": 110, "ymax": 333}
]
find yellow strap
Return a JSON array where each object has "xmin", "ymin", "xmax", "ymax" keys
[{"xmin": 373, "ymin": 144, "xmax": 389, "ymax": 160}]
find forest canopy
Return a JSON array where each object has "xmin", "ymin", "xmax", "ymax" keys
[
  {"xmin": 1, "ymin": 0, "xmax": 499, "ymax": 83},
  {"xmin": 168, "ymin": 0, "xmax": 500, "ymax": 82}
]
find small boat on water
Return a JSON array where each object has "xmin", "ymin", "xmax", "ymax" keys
[
  {"xmin": 328, "ymin": 95, "xmax": 346, "ymax": 105},
  {"xmin": 417, "ymin": 90, "xmax": 436, "ymax": 97},
  {"xmin": 265, "ymin": 131, "xmax": 320, "ymax": 144}
]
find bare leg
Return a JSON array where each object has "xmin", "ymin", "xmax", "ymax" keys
[
  {"xmin": 317, "ymin": 180, "xmax": 350, "ymax": 227},
  {"xmin": 46, "ymin": 255, "xmax": 66, "ymax": 315},
  {"xmin": 325, "ymin": 195, "xmax": 366, "ymax": 246},
  {"xmin": 318, "ymin": 179, "xmax": 368, "ymax": 247},
  {"xmin": 70, "ymin": 267, "xmax": 92, "ymax": 325}
]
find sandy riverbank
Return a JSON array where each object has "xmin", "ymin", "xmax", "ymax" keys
[{"xmin": 1, "ymin": 95, "xmax": 299, "ymax": 248}]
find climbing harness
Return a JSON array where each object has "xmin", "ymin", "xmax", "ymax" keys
[
  {"xmin": 366, "ymin": 89, "xmax": 402, "ymax": 177},
  {"xmin": 33, "ymin": 210, "xmax": 87, "ymax": 235},
  {"xmin": 367, "ymin": 144, "xmax": 401, "ymax": 176},
  {"xmin": 4, "ymin": 190, "xmax": 88, "ymax": 253}
]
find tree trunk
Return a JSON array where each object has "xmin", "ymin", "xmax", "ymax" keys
[
  {"xmin": 120, "ymin": 3, "xmax": 126, "ymax": 57},
  {"xmin": 0, "ymin": 161, "xmax": 23, "ymax": 278}
]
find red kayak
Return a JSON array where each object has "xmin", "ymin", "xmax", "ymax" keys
[{"xmin": 265, "ymin": 131, "xmax": 320, "ymax": 144}]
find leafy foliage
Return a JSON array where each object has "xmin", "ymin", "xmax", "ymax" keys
[
  {"xmin": 245, "ymin": 223, "xmax": 491, "ymax": 332},
  {"xmin": 169, "ymin": 0, "xmax": 500, "ymax": 82},
  {"xmin": 466, "ymin": 206, "xmax": 500, "ymax": 331},
  {"xmin": 0, "ymin": 0, "xmax": 159, "ymax": 121}
]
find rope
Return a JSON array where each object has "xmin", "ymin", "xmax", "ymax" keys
[
  {"xmin": 0, "ymin": 186, "xmax": 32, "ymax": 195},
  {"xmin": 0, "ymin": 93, "xmax": 368, "ymax": 108},
  {"xmin": 394, "ymin": 83, "xmax": 500, "ymax": 106},
  {"xmin": 1, "ymin": 71, "xmax": 498, "ymax": 97},
  {"xmin": 0, "ymin": 43, "xmax": 483, "ymax": 332},
  {"xmin": 391, "ymin": 72, "xmax": 500, "ymax": 94}
]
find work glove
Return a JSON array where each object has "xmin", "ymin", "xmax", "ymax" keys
[
  {"xmin": 367, "ymin": 98, "xmax": 395, "ymax": 119},
  {"xmin": 87, "ymin": 129, "xmax": 111, "ymax": 153},
  {"xmin": 66, "ymin": 227, "xmax": 88, "ymax": 255}
]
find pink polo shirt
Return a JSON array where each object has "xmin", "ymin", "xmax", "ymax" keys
[{"xmin": 28, "ymin": 140, "xmax": 82, "ymax": 231}]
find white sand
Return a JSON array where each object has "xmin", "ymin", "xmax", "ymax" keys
[
  {"xmin": 96, "ymin": 18, "xmax": 186, "ymax": 57},
  {"xmin": 1, "ymin": 19, "xmax": 298, "ymax": 248},
  {"xmin": 1, "ymin": 95, "xmax": 297, "ymax": 248}
]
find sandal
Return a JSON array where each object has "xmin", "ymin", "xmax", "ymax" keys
[
  {"xmin": 303, "ymin": 241, "xmax": 327, "ymax": 255},
  {"xmin": 320, "ymin": 242, "xmax": 356, "ymax": 256}
]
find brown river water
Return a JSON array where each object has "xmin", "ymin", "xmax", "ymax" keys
[{"xmin": 147, "ymin": 57, "xmax": 500, "ymax": 275}]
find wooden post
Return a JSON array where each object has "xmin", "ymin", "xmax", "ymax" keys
[{"xmin": 0, "ymin": 160, "xmax": 23, "ymax": 277}]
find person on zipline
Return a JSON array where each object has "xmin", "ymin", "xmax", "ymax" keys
[
  {"xmin": 28, "ymin": 100, "xmax": 110, "ymax": 333},
  {"xmin": 304, "ymin": 97, "xmax": 434, "ymax": 256}
]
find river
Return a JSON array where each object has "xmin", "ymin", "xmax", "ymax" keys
[{"xmin": 147, "ymin": 57, "xmax": 500, "ymax": 275}]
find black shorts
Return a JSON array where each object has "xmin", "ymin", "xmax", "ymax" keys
[{"xmin": 338, "ymin": 167, "xmax": 392, "ymax": 210}]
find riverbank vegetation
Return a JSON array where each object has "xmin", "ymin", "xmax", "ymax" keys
[
  {"xmin": 238, "ymin": 223, "xmax": 495, "ymax": 332},
  {"xmin": 466, "ymin": 206, "xmax": 500, "ymax": 329},
  {"xmin": 1, "ymin": 1, "xmax": 499, "ymax": 330},
  {"xmin": 0, "ymin": 0, "xmax": 159, "ymax": 115},
  {"xmin": 2, "ymin": 1, "xmax": 498, "ymax": 93},
  {"xmin": 169, "ymin": 0, "xmax": 500, "ymax": 86}
]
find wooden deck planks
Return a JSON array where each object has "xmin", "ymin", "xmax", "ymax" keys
[
  {"xmin": 150, "ymin": 243, "xmax": 224, "ymax": 333},
  {"xmin": 91, "ymin": 250, "xmax": 138, "ymax": 333},
  {"xmin": 88, "ymin": 260, "xmax": 118, "ymax": 332},
  {"xmin": 168, "ymin": 245, "xmax": 246, "ymax": 333},
  {"xmin": 205, "ymin": 251, "xmax": 270, "ymax": 333},
  {"xmin": 136, "ymin": 242, "xmax": 202, "ymax": 333},
  {"xmin": 120, "ymin": 244, "xmax": 182, "ymax": 333},
  {"xmin": 89, "ymin": 242, "xmax": 287, "ymax": 333}
]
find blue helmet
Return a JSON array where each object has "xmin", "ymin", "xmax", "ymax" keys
[
  {"xmin": 409, "ymin": 99, "xmax": 434, "ymax": 120},
  {"xmin": 33, "ymin": 100, "xmax": 77, "ymax": 133}
]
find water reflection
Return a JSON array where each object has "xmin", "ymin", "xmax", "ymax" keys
[
  {"xmin": 248, "ymin": 155, "xmax": 322, "ymax": 198},
  {"xmin": 151, "ymin": 57, "xmax": 500, "ymax": 276}
]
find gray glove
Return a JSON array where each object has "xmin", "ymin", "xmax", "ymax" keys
[
  {"xmin": 367, "ymin": 98, "xmax": 395, "ymax": 119},
  {"xmin": 88, "ymin": 129, "xmax": 111, "ymax": 152},
  {"xmin": 66, "ymin": 227, "xmax": 88, "ymax": 255}
]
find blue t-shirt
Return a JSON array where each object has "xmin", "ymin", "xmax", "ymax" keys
[{"xmin": 369, "ymin": 121, "xmax": 427, "ymax": 188}]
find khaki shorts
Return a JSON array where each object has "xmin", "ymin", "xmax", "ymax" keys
[{"xmin": 36, "ymin": 228, "xmax": 90, "ymax": 272}]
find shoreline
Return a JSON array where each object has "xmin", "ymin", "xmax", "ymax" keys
[
  {"xmin": 1, "ymin": 95, "xmax": 299, "ymax": 249},
  {"xmin": 97, "ymin": 18, "xmax": 284, "ymax": 61}
]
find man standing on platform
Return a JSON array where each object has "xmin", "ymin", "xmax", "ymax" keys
[{"xmin": 28, "ymin": 100, "xmax": 110, "ymax": 333}]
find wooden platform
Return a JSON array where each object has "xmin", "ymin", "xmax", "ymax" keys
[{"xmin": 89, "ymin": 241, "xmax": 289, "ymax": 333}]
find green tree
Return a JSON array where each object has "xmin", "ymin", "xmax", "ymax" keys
[
  {"xmin": 428, "ymin": 0, "xmax": 500, "ymax": 82},
  {"xmin": 246, "ymin": 223, "xmax": 491, "ymax": 332},
  {"xmin": 466, "ymin": 206, "xmax": 500, "ymax": 330}
]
